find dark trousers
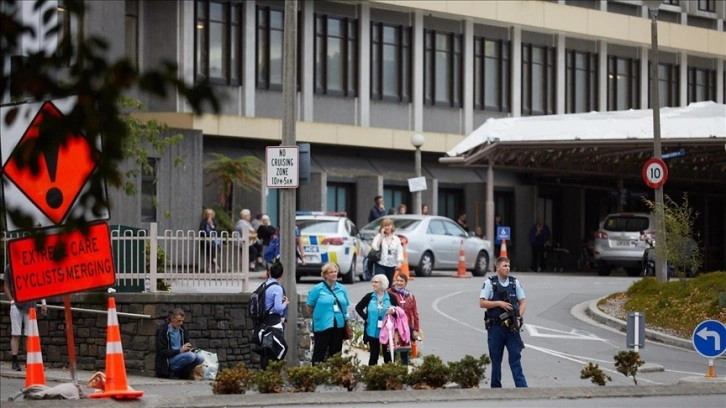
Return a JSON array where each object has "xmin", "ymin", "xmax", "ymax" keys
[
  {"xmin": 367, "ymin": 338, "xmax": 393, "ymax": 366},
  {"xmin": 530, "ymin": 245, "xmax": 546, "ymax": 271},
  {"xmin": 375, "ymin": 264, "xmax": 395, "ymax": 288},
  {"xmin": 487, "ymin": 325, "xmax": 527, "ymax": 388},
  {"xmin": 312, "ymin": 327, "xmax": 344, "ymax": 366}
]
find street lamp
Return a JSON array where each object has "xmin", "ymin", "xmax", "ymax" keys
[
  {"xmin": 411, "ymin": 133, "xmax": 425, "ymax": 215},
  {"xmin": 644, "ymin": 0, "xmax": 667, "ymax": 283}
]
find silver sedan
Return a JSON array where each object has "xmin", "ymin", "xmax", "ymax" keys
[{"xmin": 360, "ymin": 215, "xmax": 492, "ymax": 277}]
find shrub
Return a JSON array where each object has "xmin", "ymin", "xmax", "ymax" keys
[
  {"xmin": 253, "ymin": 360, "xmax": 285, "ymax": 393},
  {"xmin": 286, "ymin": 364, "xmax": 328, "ymax": 392},
  {"xmin": 448, "ymin": 354, "xmax": 491, "ymax": 389},
  {"xmin": 407, "ymin": 355, "xmax": 449, "ymax": 389},
  {"xmin": 361, "ymin": 363, "xmax": 408, "ymax": 391},
  {"xmin": 580, "ymin": 362, "xmax": 612, "ymax": 386},
  {"xmin": 211, "ymin": 363, "xmax": 253, "ymax": 394},
  {"xmin": 321, "ymin": 352, "xmax": 361, "ymax": 391},
  {"xmin": 614, "ymin": 350, "xmax": 644, "ymax": 385}
]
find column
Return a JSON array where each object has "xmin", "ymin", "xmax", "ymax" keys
[
  {"xmin": 511, "ymin": 26, "xmax": 522, "ymax": 117},
  {"xmin": 598, "ymin": 41, "xmax": 607, "ymax": 111},
  {"xmin": 464, "ymin": 18, "xmax": 474, "ymax": 134},
  {"xmin": 243, "ymin": 1, "xmax": 256, "ymax": 117},
  {"xmin": 413, "ymin": 10, "xmax": 424, "ymax": 131},
  {"xmin": 556, "ymin": 34, "xmax": 566, "ymax": 114},
  {"xmin": 679, "ymin": 52, "xmax": 687, "ymax": 107},
  {"xmin": 301, "ymin": 1, "xmax": 314, "ymax": 121},
  {"xmin": 358, "ymin": 3, "xmax": 371, "ymax": 127}
]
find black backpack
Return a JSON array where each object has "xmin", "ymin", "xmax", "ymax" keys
[{"xmin": 249, "ymin": 281, "xmax": 279, "ymax": 325}]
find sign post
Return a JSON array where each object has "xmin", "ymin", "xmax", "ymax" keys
[
  {"xmin": 627, "ymin": 312, "xmax": 645, "ymax": 352},
  {"xmin": 692, "ymin": 319, "xmax": 726, "ymax": 378}
]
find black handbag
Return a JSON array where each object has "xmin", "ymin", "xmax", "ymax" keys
[{"xmin": 367, "ymin": 247, "xmax": 381, "ymax": 264}]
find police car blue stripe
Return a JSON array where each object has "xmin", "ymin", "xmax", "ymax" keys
[{"xmin": 321, "ymin": 253, "xmax": 329, "ymax": 263}]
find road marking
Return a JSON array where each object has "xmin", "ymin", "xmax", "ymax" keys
[{"xmin": 525, "ymin": 324, "xmax": 604, "ymax": 341}]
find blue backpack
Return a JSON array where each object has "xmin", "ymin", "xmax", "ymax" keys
[{"xmin": 264, "ymin": 236, "xmax": 281, "ymax": 264}]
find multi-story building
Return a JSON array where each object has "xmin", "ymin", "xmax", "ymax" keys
[{"xmin": 4, "ymin": 0, "xmax": 725, "ymax": 270}]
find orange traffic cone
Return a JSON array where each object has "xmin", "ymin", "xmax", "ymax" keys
[
  {"xmin": 456, "ymin": 240, "xmax": 470, "ymax": 278},
  {"xmin": 500, "ymin": 239, "xmax": 508, "ymax": 258},
  {"xmin": 411, "ymin": 341, "xmax": 418, "ymax": 358},
  {"xmin": 90, "ymin": 297, "xmax": 143, "ymax": 400},
  {"xmin": 394, "ymin": 244, "xmax": 414, "ymax": 281},
  {"xmin": 25, "ymin": 308, "xmax": 45, "ymax": 387}
]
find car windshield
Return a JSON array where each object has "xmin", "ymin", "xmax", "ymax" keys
[
  {"xmin": 297, "ymin": 219, "xmax": 339, "ymax": 234},
  {"xmin": 604, "ymin": 216, "xmax": 650, "ymax": 232}
]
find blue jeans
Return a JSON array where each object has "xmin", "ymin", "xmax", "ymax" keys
[
  {"xmin": 487, "ymin": 325, "xmax": 527, "ymax": 388},
  {"xmin": 374, "ymin": 264, "xmax": 395, "ymax": 287},
  {"xmin": 170, "ymin": 351, "xmax": 204, "ymax": 378}
]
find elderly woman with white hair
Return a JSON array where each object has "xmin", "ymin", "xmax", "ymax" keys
[
  {"xmin": 235, "ymin": 208, "xmax": 259, "ymax": 270},
  {"xmin": 355, "ymin": 274, "xmax": 400, "ymax": 366}
]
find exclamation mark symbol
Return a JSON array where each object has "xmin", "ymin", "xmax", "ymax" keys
[{"xmin": 44, "ymin": 143, "xmax": 63, "ymax": 209}]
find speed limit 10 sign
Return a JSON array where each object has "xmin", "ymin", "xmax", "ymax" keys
[{"xmin": 642, "ymin": 158, "xmax": 668, "ymax": 189}]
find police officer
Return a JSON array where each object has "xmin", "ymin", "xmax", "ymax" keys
[{"xmin": 479, "ymin": 256, "xmax": 527, "ymax": 388}]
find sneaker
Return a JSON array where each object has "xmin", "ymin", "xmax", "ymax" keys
[{"xmin": 12, "ymin": 360, "xmax": 21, "ymax": 371}]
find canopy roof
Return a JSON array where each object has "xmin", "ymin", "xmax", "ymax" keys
[{"xmin": 442, "ymin": 102, "xmax": 726, "ymax": 184}]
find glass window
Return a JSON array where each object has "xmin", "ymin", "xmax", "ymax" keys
[
  {"xmin": 314, "ymin": 14, "xmax": 357, "ymax": 96},
  {"xmin": 257, "ymin": 6, "xmax": 284, "ymax": 89},
  {"xmin": 424, "ymin": 29, "xmax": 462, "ymax": 107},
  {"xmin": 474, "ymin": 37, "xmax": 510, "ymax": 112},
  {"xmin": 607, "ymin": 55, "xmax": 640, "ymax": 111},
  {"xmin": 383, "ymin": 187, "xmax": 409, "ymax": 214},
  {"xmin": 687, "ymin": 67, "xmax": 716, "ymax": 103},
  {"xmin": 437, "ymin": 188, "xmax": 462, "ymax": 220},
  {"xmin": 697, "ymin": 0, "xmax": 715, "ymax": 12},
  {"xmin": 326, "ymin": 183, "xmax": 353, "ymax": 214},
  {"xmin": 648, "ymin": 62, "xmax": 679, "ymax": 108},
  {"xmin": 522, "ymin": 43, "xmax": 556, "ymax": 116},
  {"xmin": 371, "ymin": 22, "xmax": 411, "ymax": 101},
  {"xmin": 565, "ymin": 50, "xmax": 598, "ymax": 113},
  {"xmin": 141, "ymin": 158, "xmax": 157, "ymax": 223},
  {"xmin": 427, "ymin": 220, "xmax": 447, "ymax": 236},
  {"xmin": 125, "ymin": 0, "xmax": 139, "ymax": 70},
  {"xmin": 195, "ymin": 0, "xmax": 241, "ymax": 85}
]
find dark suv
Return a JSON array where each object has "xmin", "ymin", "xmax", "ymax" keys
[{"xmin": 593, "ymin": 213, "xmax": 654, "ymax": 276}]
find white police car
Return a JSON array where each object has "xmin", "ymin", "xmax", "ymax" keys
[{"xmin": 295, "ymin": 212, "xmax": 364, "ymax": 284}]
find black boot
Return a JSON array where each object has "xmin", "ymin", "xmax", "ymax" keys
[{"xmin": 11, "ymin": 356, "xmax": 20, "ymax": 371}]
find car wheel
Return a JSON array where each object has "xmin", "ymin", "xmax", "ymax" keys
[
  {"xmin": 417, "ymin": 251, "xmax": 434, "ymax": 277},
  {"xmin": 597, "ymin": 263, "xmax": 611, "ymax": 276},
  {"xmin": 473, "ymin": 251, "xmax": 489, "ymax": 277},
  {"xmin": 342, "ymin": 258, "xmax": 355, "ymax": 284}
]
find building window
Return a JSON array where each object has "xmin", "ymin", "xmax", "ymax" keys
[
  {"xmin": 607, "ymin": 56, "xmax": 640, "ymax": 111},
  {"xmin": 384, "ymin": 187, "xmax": 410, "ymax": 214},
  {"xmin": 697, "ymin": 0, "xmax": 715, "ymax": 12},
  {"xmin": 522, "ymin": 43, "xmax": 556, "ymax": 116},
  {"xmin": 257, "ymin": 6, "xmax": 283, "ymax": 90},
  {"xmin": 141, "ymin": 158, "xmax": 157, "ymax": 223},
  {"xmin": 474, "ymin": 37, "xmax": 510, "ymax": 112},
  {"xmin": 424, "ymin": 30, "xmax": 463, "ymax": 107},
  {"xmin": 648, "ymin": 62, "xmax": 679, "ymax": 108},
  {"xmin": 371, "ymin": 22, "xmax": 411, "ymax": 101},
  {"xmin": 327, "ymin": 183, "xmax": 353, "ymax": 214},
  {"xmin": 57, "ymin": 0, "xmax": 78, "ymax": 65},
  {"xmin": 195, "ymin": 0, "xmax": 241, "ymax": 85},
  {"xmin": 437, "ymin": 188, "xmax": 462, "ymax": 220},
  {"xmin": 314, "ymin": 14, "xmax": 357, "ymax": 96},
  {"xmin": 125, "ymin": 0, "xmax": 139, "ymax": 70},
  {"xmin": 663, "ymin": 0, "xmax": 679, "ymax": 5},
  {"xmin": 565, "ymin": 50, "xmax": 598, "ymax": 113},
  {"xmin": 687, "ymin": 67, "xmax": 716, "ymax": 103}
]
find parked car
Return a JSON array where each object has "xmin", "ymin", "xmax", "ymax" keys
[
  {"xmin": 593, "ymin": 213, "xmax": 654, "ymax": 277},
  {"xmin": 295, "ymin": 212, "xmax": 364, "ymax": 284},
  {"xmin": 360, "ymin": 215, "xmax": 492, "ymax": 277}
]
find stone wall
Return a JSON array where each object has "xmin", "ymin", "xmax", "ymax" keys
[{"xmin": 0, "ymin": 292, "xmax": 311, "ymax": 376}]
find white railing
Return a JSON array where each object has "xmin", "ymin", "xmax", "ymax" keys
[{"xmin": 1, "ymin": 223, "xmax": 252, "ymax": 293}]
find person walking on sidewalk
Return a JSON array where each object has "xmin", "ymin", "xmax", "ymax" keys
[
  {"xmin": 155, "ymin": 309, "xmax": 204, "ymax": 379},
  {"xmin": 387, "ymin": 274, "xmax": 420, "ymax": 365},
  {"xmin": 3, "ymin": 266, "xmax": 47, "ymax": 371},
  {"xmin": 479, "ymin": 257, "xmax": 527, "ymax": 388},
  {"xmin": 370, "ymin": 218, "xmax": 403, "ymax": 287},
  {"xmin": 356, "ymin": 274, "xmax": 400, "ymax": 366},
  {"xmin": 306, "ymin": 262, "xmax": 350, "ymax": 366}
]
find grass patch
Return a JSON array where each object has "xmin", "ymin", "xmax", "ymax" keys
[{"xmin": 606, "ymin": 272, "xmax": 726, "ymax": 338}]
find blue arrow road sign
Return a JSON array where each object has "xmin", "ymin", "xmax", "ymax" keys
[
  {"xmin": 497, "ymin": 226, "xmax": 511, "ymax": 241},
  {"xmin": 692, "ymin": 319, "xmax": 726, "ymax": 359}
]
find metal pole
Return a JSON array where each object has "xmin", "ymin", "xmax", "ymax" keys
[
  {"xmin": 281, "ymin": 0, "xmax": 299, "ymax": 365},
  {"xmin": 63, "ymin": 295, "xmax": 78, "ymax": 385},
  {"xmin": 413, "ymin": 146, "xmax": 421, "ymax": 215},
  {"xmin": 649, "ymin": 8, "xmax": 667, "ymax": 283}
]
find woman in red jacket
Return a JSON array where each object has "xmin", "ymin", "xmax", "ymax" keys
[{"xmin": 387, "ymin": 274, "xmax": 420, "ymax": 365}]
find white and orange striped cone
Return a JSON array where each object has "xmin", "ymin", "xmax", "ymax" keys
[
  {"xmin": 456, "ymin": 240, "xmax": 470, "ymax": 278},
  {"xmin": 25, "ymin": 308, "xmax": 45, "ymax": 387},
  {"xmin": 394, "ymin": 244, "xmax": 414, "ymax": 281},
  {"xmin": 500, "ymin": 239, "xmax": 508, "ymax": 258},
  {"xmin": 90, "ymin": 297, "xmax": 143, "ymax": 400}
]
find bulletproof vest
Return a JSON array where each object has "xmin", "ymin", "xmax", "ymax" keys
[{"xmin": 484, "ymin": 276, "xmax": 519, "ymax": 320}]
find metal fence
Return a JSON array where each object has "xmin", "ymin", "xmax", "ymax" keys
[{"xmin": 1, "ymin": 223, "xmax": 252, "ymax": 293}]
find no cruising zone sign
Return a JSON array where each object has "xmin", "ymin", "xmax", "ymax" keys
[{"xmin": 266, "ymin": 146, "xmax": 299, "ymax": 188}]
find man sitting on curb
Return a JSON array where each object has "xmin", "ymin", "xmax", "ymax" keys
[{"xmin": 155, "ymin": 308, "xmax": 204, "ymax": 379}]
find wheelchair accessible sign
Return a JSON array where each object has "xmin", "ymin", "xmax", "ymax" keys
[{"xmin": 692, "ymin": 319, "xmax": 726, "ymax": 359}]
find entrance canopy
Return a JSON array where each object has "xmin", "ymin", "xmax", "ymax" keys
[{"xmin": 441, "ymin": 102, "xmax": 726, "ymax": 184}]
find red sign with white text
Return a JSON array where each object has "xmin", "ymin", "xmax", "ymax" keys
[{"xmin": 8, "ymin": 222, "xmax": 116, "ymax": 302}]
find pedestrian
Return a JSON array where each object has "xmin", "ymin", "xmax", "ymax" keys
[
  {"xmin": 387, "ymin": 274, "xmax": 420, "ymax": 365},
  {"xmin": 198, "ymin": 208, "xmax": 220, "ymax": 271},
  {"xmin": 370, "ymin": 218, "xmax": 403, "ymax": 287},
  {"xmin": 421, "ymin": 204, "xmax": 429, "ymax": 215},
  {"xmin": 456, "ymin": 213, "xmax": 470, "ymax": 233},
  {"xmin": 494, "ymin": 214, "xmax": 503, "ymax": 256},
  {"xmin": 257, "ymin": 214, "xmax": 276, "ymax": 267},
  {"xmin": 528, "ymin": 217, "xmax": 551, "ymax": 272},
  {"xmin": 155, "ymin": 308, "xmax": 205, "ymax": 379},
  {"xmin": 235, "ymin": 209, "xmax": 259, "ymax": 271},
  {"xmin": 2, "ymin": 266, "xmax": 47, "ymax": 371},
  {"xmin": 475, "ymin": 226, "xmax": 484, "ymax": 239},
  {"xmin": 368, "ymin": 195, "xmax": 386, "ymax": 222},
  {"xmin": 306, "ymin": 262, "xmax": 350, "ymax": 365},
  {"xmin": 258, "ymin": 262, "xmax": 289, "ymax": 369},
  {"xmin": 355, "ymin": 274, "xmax": 400, "ymax": 365},
  {"xmin": 397, "ymin": 203, "xmax": 407, "ymax": 214},
  {"xmin": 479, "ymin": 256, "xmax": 527, "ymax": 388}
]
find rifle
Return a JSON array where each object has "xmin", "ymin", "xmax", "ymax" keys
[{"xmin": 498, "ymin": 291, "xmax": 525, "ymax": 349}]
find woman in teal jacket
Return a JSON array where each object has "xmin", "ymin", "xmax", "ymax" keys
[
  {"xmin": 355, "ymin": 274, "xmax": 400, "ymax": 365},
  {"xmin": 306, "ymin": 262, "xmax": 350, "ymax": 365}
]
